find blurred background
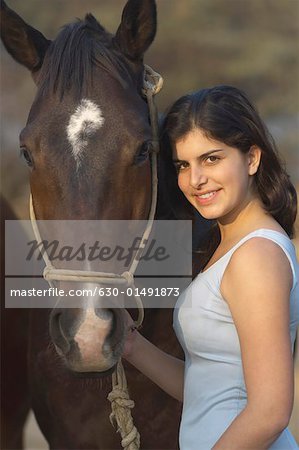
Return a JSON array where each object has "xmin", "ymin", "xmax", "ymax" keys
[{"xmin": 1, "ymin": 0, "xmax": 298, "ymax": 448}]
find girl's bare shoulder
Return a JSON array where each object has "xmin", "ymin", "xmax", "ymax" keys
[{"xmin": 222, "ymin": 236, "xmax": 293, "ymax": 298}]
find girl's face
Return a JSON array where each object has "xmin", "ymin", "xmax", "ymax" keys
[{"xmin": 172, "ymin": 128, "xmax": 261, "ymax": 224}]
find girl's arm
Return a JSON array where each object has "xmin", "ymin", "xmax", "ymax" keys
[
  {"xmin": 123, "ymin": 320, "xmax": 185, "ymax": 402},
  {"xmin": 213, "ymin": 237, "xmax": 294, "ymax": 450}
]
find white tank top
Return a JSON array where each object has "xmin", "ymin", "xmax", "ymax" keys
[{"xmin": 173, "ymin": 229, "xmax": 299, "ymax": 449}]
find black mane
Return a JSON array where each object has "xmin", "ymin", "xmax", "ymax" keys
[{"xmin": 38, "ymin": 14, "xmax": 133, "ymax": 98}]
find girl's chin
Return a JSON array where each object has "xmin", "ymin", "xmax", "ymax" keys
[{"xmin": 192, "ymin": 204, "xmax": 220, "ymax": 220}]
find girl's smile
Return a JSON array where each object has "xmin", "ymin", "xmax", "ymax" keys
[{"xmin": 193, "ymin": 189, "xmax": 221, "ymax": 205}]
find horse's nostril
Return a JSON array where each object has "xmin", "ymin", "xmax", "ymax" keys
[
  {"xmin": 94, "ymin": 308, "xmax": 114, "ymax": 321},
  {"xmin": 94, "ymin": 309, "xmax": 116, "ymax": 343},
  {"xmin": 96, "ymin": 308, "xmax": 126, "ymax": 354},
  {"xmin": 50, "ymin": 312, "xmax": 70, "ymax": 355}
]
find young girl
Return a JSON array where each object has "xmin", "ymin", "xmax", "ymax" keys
[{"xmin": 124, "ymin": 85, "xmax": 299, "ymax": 449}]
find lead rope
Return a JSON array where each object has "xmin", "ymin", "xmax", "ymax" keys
[
  {"xmin": 29, "ymin": 65, "xmax": 163, "ymax": 450},
  {"xmin": 107, "ymin": 65, "xmax": 163, "ymax": 450}
]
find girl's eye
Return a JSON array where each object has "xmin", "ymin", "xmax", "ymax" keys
[
  {"xmin": 20, "ymin": 147, "xmax": 34, "ymax": 168},
  {"xmin": 206, "ymin": 155, "xmax": 219, "ymax": 164},
  {"xmin": 174, "ymin": 161, "xmax": 188, "ymax": 172}
]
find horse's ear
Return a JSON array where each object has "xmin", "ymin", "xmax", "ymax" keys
[
  {"xmin": 0, "ymin": 0, "xmax": 51, "ymax": 73},
  {"xmin": 114, "ymin": 0, "xmax": 156, "ymax": 61}
]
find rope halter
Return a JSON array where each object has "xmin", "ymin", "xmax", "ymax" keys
[{"xmin": 29, "ymin": 66, "xmax": 162, "ymax": 328}]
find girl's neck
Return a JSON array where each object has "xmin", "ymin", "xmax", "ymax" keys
[{"xmin": 217, "ymin": 196, "xmax": 269, "ymax": 244}]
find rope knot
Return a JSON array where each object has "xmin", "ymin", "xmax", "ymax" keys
[
  {"xmin": 43, "ymin": 266, "xmax": 50, "ymax": 280},
  {"xmin": 121, "ymin": 271, "xmax": 135, "ymax": 286},
  {"xmin": 43, "ymin": 266, "xmax": 54, "ymax": 281},
  {"xmin": 107, "ymin": 387, "xmax": 135, "ymax": 409},
  {"xmin": 107, "ymin": 361, "xmax": 141, "ymax": 449}
]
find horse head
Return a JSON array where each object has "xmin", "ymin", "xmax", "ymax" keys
[{"xmin": 1, "ymin": 0, "xmax": 157, "ymax": 374}]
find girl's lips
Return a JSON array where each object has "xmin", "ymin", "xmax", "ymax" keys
[{"xmin": 194, "ymin": 189, "xmax": 220, "ymax": 205}]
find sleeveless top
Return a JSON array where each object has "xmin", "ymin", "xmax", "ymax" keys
[{"xmin": 173, "ymin": 229, "xmax": 299, "ymax": 449}]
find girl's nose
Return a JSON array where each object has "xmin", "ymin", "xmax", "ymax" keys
[{"xmin": 189, "ymin": 166, "xmax": 208, "ymax": 189}]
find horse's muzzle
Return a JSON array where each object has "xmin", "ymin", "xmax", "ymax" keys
[{"xmin": 49, "ymin": 307, "xmax": 126, "ymax": 373}]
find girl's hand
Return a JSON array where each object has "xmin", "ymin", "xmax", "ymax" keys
[{"xmin": 122, "ymin": 310, "xmax": 139, "ymax": 360}]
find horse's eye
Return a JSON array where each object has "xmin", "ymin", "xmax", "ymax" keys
[
  {"xmin": 20, "ymin": 147, "xmax": 34, "ymax": 168},
  {"xmin": 134, "ymin": 141, "xmax": 152, "ymax": 165}
]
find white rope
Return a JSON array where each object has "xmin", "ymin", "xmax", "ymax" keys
[
  {"xmin": 29, "ymin": 64, "xmax": 163, "ymax": 450},
  {"xmin": 107, "ymin": 361, "xmax": 140, "ymax": 450}
]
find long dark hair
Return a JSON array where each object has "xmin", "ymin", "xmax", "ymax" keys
[{"xmin": 160, "ymin": 85, "xmax": 297, "ymax": 273}]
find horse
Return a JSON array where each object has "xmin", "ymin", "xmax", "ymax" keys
[{"xmin": 1, "ymin": 0, "xmax": 186, "ymax": 448}]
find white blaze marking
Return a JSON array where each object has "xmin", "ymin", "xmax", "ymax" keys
[{"xmin": 67, "ymin": 98, "xmax": 104, "ymax": 165}]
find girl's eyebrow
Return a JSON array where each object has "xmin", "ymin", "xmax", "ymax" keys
[{"xmin": 172, "ymin": 148, "xmax": 224, "ymax": 162}]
